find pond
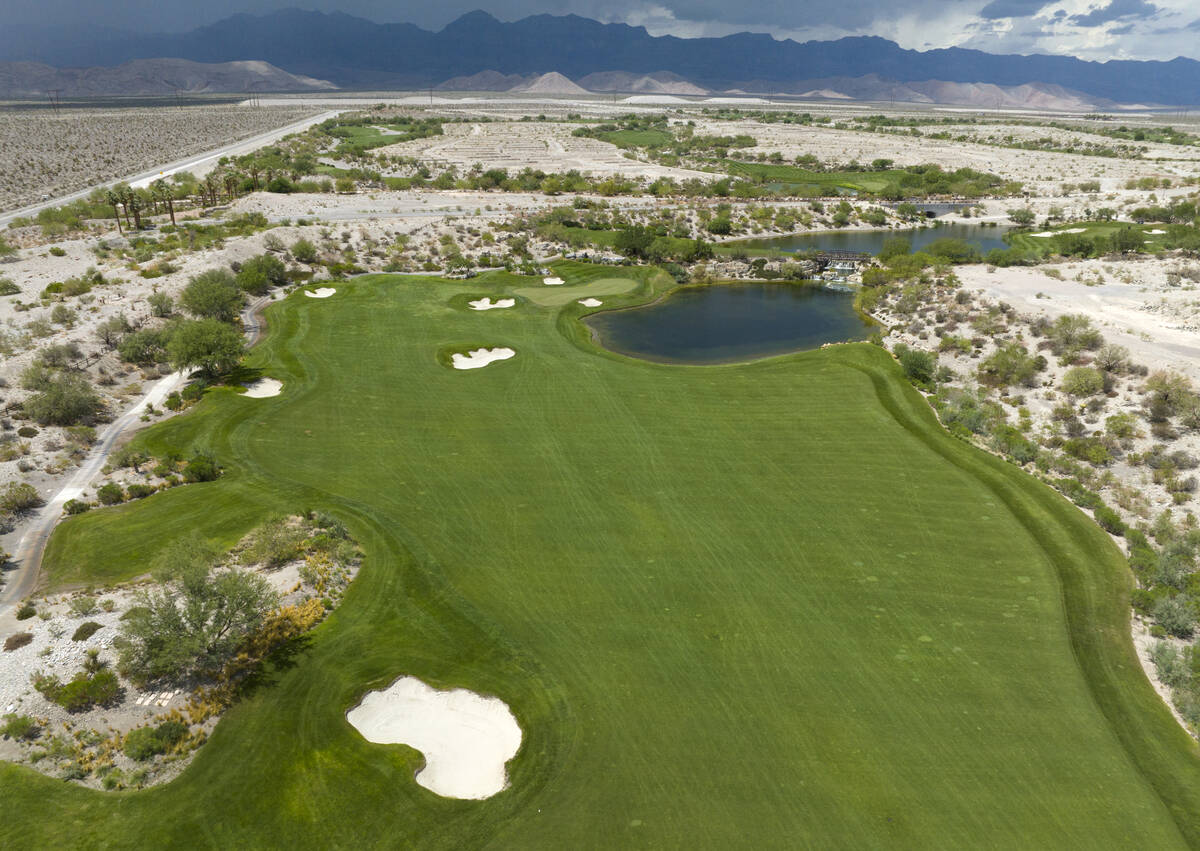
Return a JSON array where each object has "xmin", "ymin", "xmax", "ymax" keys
[
  {"xmin": 735, "ymin": 222, "xmax": 1011, "ymax": 255},
  {"xmin": 584, "ymin": 283, "xmax": 874, "ymax": 365}
]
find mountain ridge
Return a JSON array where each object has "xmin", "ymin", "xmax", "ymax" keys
[{"xmin": 0, "ymin": 9, "xmax": 1195, "ymax": 105}]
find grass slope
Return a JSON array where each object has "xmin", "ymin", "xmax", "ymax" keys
[{"xmin": 11, "ymin": 266, "xmax": 1200, "ymax": 848}]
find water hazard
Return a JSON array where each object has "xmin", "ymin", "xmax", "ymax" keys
[
  {"xmin": 585, "ymin": 283, "xmax": 874, "ymax": 365},
  {"xmin": 736, "ymin": 223, "xmax": 1011, "ymax": 255}
]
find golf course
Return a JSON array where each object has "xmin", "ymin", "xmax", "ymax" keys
[{"xmin": 5, "ymin": 262, "xmax": 1200, "ymax": 847}]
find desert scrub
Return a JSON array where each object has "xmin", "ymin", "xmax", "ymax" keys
[
  {"xmin": 71, "ymin": 622, "xmax": 103, "ymax": 642},
  {"xmin": 1, "ymin": 713, "xmax": 41, "ymax": 741},
  {"xmin": 4, "ymin": 632, "xmax": 33, "ymax": 651}
]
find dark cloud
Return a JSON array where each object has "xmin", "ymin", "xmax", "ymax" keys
[
  {"xmin": 978, "ymin": 0, "xmax": 1054, "ymax": 19},
  {"xmin": 1070, "ymin": 0, "xmax": 1159, "ymax": 27}
]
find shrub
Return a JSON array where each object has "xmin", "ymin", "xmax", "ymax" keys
[
  {"xmin": 69, "ymin": 596, "xmax": 98, "ymax": 616},
  {"xmin": 893, "ymin": 344, "xmax": 936, "ymax": 386},
  {"xmin": 240, "ymin": 516, "xmax": 306, "ymax": 568},
  {"xmin": 291, "ymin": 239, "xmax": 318, "ymax": 264},
  {"xmin": 0, "ymin": 277, "xmax": 18, "ymax": 296},
  {"xmin": 96, "ymin": 483, "xmax": 125, "ymax": 506},
  {"xmin": 1093, "ymin": 504, "xmax": 1125, "ymax": 536},
  {"xmin": 4, "ymin": 632, "xmax": 32, "ymax": 651},
  {"xmin": 0, "ymin": 481, "xmax": 42, "ymax": 513},
  {"xmin": 1153, "ymin": 594, "xmax": 1196, "ymax": 638},
  {"xmin": 72, "ymin": 622, "xmax": 103, "ymax": 642},
  {"xmin": 183, "ymin": 451, "xmax": 221, "ymax": 483},
  {"xmin": 1, "ymin": 713, "xmax": 40, "ymax": 741},
  {"xmin": 126, "ymin": 484, "xmax": 155, "ymax": 500},
  {"xmin": 148, "ymin": 291, "xmax": 174, "ymax": 317},
  {"xmin": 63, "ymin": 499, "xmax": 91, "ymax": 515},
  {"xmin": 1061, "ymin": 366, "xmax": 1106, "ymax": 397},
  {"xmin": 236, "ymin": 254, "xmax": 288, "ymax": 295},
  {"xmin": 16, "ymin": 426, "xmax": 37, "ymax": 438},
  {"xmin": 22, "ymin": 373, "xmax": 103, "ymax": 426},
  {"xmin": 54, "ymin": 668, "xmax": 121, "ymax": 712},
  {"xmin": 123, "ymin": 720, "xmax": 188, "ymax": 761},
  {"xmin": 15, "ymin": 602, "xmax": 36, "ymax": 620}
]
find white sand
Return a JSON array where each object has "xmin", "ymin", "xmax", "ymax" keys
[
  {"xmin": 578, "ymin": 298, "xmax": 603, "ymax": 307},
  {"xmin": 451, "ymin": 347, "xmax": 516, "ymax": 370},
  {"xmin": 1147, "ymin": 229, "xmax": 1167, "ymax": 234},
  {"xmin": 305, "ymin": 287, "xmax": 336, "ymax": 298},
  {"xmin": 1031, "ymin": 228, "xmax": 1087, "ymax": 237},
  {"xmin": 542, "ymin": 277, "xmax": 565, "ymax": 286},
  {"xmin": 243, "ymin": 378, "xmax": 282, "ymax": 398},
  {"xmin": 468, "ymin": 297, "xmax": 516, "ymax": 311},
  {"xmin": 346, "ymin": 676, "xmax": 522, "ymax": 800}
]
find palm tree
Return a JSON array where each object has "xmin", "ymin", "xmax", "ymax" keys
[
  {"xmin": 152, "ymin": 179, "xmax": 176, "ymax": 226},
  {"xmin": 104, "ymin": 189, "xmax": 124, "ymax": 235}
]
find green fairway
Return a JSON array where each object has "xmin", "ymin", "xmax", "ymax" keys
[{"xmin": 10, "ymin": 265, "xmax": 1200, "ymax": 848}]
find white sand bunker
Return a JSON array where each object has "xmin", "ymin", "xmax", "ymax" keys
[
  {"xmin": 347, "ymin": 676, "xmax": 522, "ymax": 799},
  {"xmin": 542, "ymin": 277, "xmax": 565, "ymax": 286},
  {"xmin": 305, "ymin": 287, "xmax": 336, "ymax": 298},
  {"xmin": 578, "ymin": 298, "xmax": 603, "ymax": 307},
  {"xmin": 451, "ymin": 347, "xmax": 516, "ymax": 370},
  {"xmin": 1031, "ymin": 228, "xmax": 1087, "ymax": 237},
  {"xmin": 1147, "ymin": 229, "xmax": 1167, "ymax": 235},
  {"xmin": 243, "ymin": 378, "xmax": 282, "ymax": 398},
  {"xmin": 468, "ymin": 297, "xmax": 516, "ymax": 311}
]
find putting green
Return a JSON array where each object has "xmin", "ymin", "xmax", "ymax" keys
[
  {"xmin": 512, "ymin": 276, "xmax": 639, "ymax": 307},
  {"xmin": 11, "ymin": 269, "xmax": 1200, "ymax": 848}
]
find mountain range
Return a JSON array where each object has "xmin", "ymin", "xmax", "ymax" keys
[
  {"xmin": 1, "ymin": 9, "xmax": 1197, "ymax": 106},
  {"xmin": 0, "ymin": 59, "xmax": 333, "ymax": 97}
]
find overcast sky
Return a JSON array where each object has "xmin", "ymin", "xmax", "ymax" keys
[{"xmin": 11, "ymin": 0, "xmax": 1200, "ymax": 61}]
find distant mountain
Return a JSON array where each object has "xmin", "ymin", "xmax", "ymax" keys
[
  {"xmin": 435, "ymin": 70, "xmax": 530, "ymax": 92},
  {"xmin": 0, "ymin": 58, "xmax": 336, "ymax": 97},
  {"xmin": 510, "ymin": 72, "xmax": 589, "ymax": 95},
  {"xmin": 2, "ymin": 9, "xmax": 1196, "ymax": 105},
  {"xmin": 577, "ymin": 71, "xmax": 709, "ymax": 96}
]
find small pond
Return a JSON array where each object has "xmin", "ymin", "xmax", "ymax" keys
[
  {"xmin": 585, "ymin": 283, "xmax": 874, "ymax": 365},
  {"xmin": 736, "ymin": 223, "xmax": 1011, "ymax": 255}
]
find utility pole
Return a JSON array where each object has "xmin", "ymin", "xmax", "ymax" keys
[{"xmin": 46, "ymin": 89, "xmax": 61, "ymax": 115}]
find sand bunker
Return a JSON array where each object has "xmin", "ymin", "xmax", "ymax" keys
[
  {"xmin": 543, "ymin": 277, "xmax": 565, "ymax": 286},
  {"xmin": 347, "ymin": 676, "xmax": 522, "ymax": 800},
  {"xmin": 1031, "ymin": 228, "xmax": 1087, "ymax": 237},
  {"xmin": 468, "ymin": 297, "xmax": 516, "ymax": 311},
  {"xmin": 1147, "ymin": 229, "xmax": 1167, "ymax": 235},
  {"xmin": 578, "ymin": 298, "xmax": 604, "ymax": 307},
  {"xmin": 306, "ymin": 288, "xmax": 336, "ymax": 298},
  {"xmin": 451, "ymin": 347, "xmax": 516, "ymax": 370},
  {"xmin": 243, "ymin": 378, "xmax": 282, "ymax": 398}
]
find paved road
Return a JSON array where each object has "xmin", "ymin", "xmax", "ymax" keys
[
  {"xmin": 0, "ymin": 110, "xmax": 341, "ymax": 229},
  {"xmin": 0, "ymin": 294, "xmax": 275, "ymax": 613}
]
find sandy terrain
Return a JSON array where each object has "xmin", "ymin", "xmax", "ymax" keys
[
  {"xmin": 690, "ymin": 119, "xmax": 1195, "ymax": 193},
  {"xmin": 346, "ymin": 676, "xmax": 522, "ymax": 799},
  {"xmin": 375, "ymin": 121, "xmax": 711, "ymax": 182}
]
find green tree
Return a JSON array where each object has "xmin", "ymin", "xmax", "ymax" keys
[
  {"xmin": 1007, "ymin": 208, "xmax": 1035, "ymax": 226},
  {"xmin": 166, "ymin": 319, "xmax": 245, "ymax": 377},
  {"xmin": 181, "ymin": 270, "xmax": 244, "ymax": 323},
  {"xmin": 117, "ymin": 536, "xmax": 278, "ymax": 682},
  {"xmin": 236, "ymin": 254, "xmax": 288, "ymax": 296},
  {"xmin": 291, "ymin": 239, "xmax": 318, "ymax": 264}
]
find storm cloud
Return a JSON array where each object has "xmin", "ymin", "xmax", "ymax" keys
[{"xmin": 3, "ymin": 0, "xmax": 1197, "ymax": 61}]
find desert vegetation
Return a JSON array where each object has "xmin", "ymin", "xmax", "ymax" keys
[{"xmin": 0, "ymin": 105, "xmax": 319, "ymax": 213}]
